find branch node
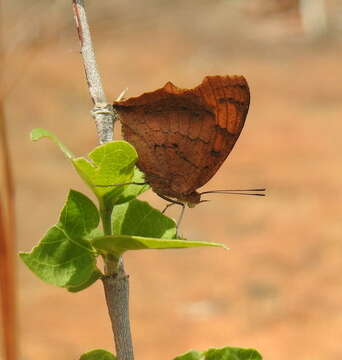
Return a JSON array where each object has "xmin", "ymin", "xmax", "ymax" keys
[{"xmin": 91, "ymin": 104, "xmax": 117, "ymax": 144}]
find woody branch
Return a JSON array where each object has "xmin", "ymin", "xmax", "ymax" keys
[{"xmin": 71, "ymin": 2, "xmax": 134, "ymax": 360}]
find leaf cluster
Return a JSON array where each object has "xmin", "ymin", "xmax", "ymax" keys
[
  {"xmin": 21, "ymin": 129, "xmax": 225, "ymax": 291},
  {"xmin": 21, "ymin": 129, "xmax": 262, "ymax": 359},
  {"xmin": 80, "ymin": 347, "xmax": 262, "ymax": 360}
]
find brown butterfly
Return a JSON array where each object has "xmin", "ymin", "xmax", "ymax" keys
[{"xmin": 113, "ymin": 75, "xmax": 264, "ymax": 207}]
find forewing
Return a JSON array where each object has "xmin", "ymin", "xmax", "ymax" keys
[{"xmin": 190, "ymin": 75, "xmax": 250, "ymax": 190}]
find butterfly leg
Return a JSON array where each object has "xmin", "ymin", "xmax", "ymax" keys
[
  {"xmin": 162, "ymin": 202, "xmax": 176, "ymax": 214},
  {"xmin": 157, "ymin": 194, "xmax": 186, "ymax": 237},
  {"xmin": 177, "ymin": 203, "xmax": 186, "ymax": 232}
]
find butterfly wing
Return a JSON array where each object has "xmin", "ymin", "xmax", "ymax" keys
[{"xmin": 113, "ymin": 75, "xmax": 250, "ymax": 200}]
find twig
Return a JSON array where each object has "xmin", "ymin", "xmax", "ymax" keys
[
  {"xmin": 72, "ymin": 0, "xmax": 116, "ymax": 144},
  {"xmin": 71, "ymin": 2, "xmax": 134, "ymax": 360}
]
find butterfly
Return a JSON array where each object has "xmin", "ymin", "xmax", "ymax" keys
[{"xmin": 113, "ymin": 75, "xmax": 264, "ymax": 208}]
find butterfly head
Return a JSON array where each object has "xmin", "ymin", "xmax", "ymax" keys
[{"xmin": 182, "ymin": 191, "xmax": 201, "ymax": 208}]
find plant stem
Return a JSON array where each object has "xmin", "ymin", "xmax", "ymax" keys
[
  {"xmin": 100, "ymin": 201, "xmax": 133, "ymax": 360},
  {"xmin": 100, "ymin": 202, "xmax": 113, "ymax": 236},
  {"xmin": 100, "ymin": 202, "xmax": 119, "ymax": 274},
  {"xmin": 102, "ymin": 273, "xmax": 134, "ymax": 360},
  {"xmin": 72, "ymin": 2, "xmax": 134, "ymax": 360}
]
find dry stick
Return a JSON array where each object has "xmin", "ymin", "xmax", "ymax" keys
[
  {"xmin": 72, "ymin": 2, "xmax": 134, "ymax": 360},
  {"xmin": 0, "ymin": 103, "xmax": 17, "ymax": 360},
  {"xmin": 0, "ymin": 1, "xmax": 17, "ymax": 358}
]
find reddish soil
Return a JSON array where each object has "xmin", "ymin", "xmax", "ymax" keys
[{"xmin": 2, "ymin": 2, "xmax": 342, "ymax": 360}]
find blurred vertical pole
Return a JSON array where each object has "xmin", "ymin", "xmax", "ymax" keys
[
  {"xmin": 299, "ymin": 0, "xmax": 328, "ymax": 38},
  {"xmin": 0, "ymin": 0, "xmax": 18, "ymax": 359}
]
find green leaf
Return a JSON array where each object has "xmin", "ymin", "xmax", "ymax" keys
[
  {"xmin": 80, "ymin": 349, "xmax": 116, "ymax": 360},
  {"xmin": 20, "ymin": 190, "xmax": 101, "ymax": 289},
  {"xmin": 67, "ymin": 269, "xmax": 102, "ymax": 293},
  {"xmin": 72, "ymin": 141, "xmax": 140, "ymax": 205},
  {"xmin": 204, "ymin": 347, "xmax": 262, "ymax": 360},
  {"xmin": 60, "ymin": 189, "xmax": 100, "ymax": 239},
  {"xmin": 92, "ymin": 234, "xmax": 226, "ymax": 257},
  {"xmin": 112, "ymin": 199, "xmax": 177, "ymax": 239},
  {"xmin": 91, "ymin": 199, "xmax": 226, "ymax": 256},
  {"xmin": 173, "ymin": 347, "xmax": 262, "ymax": 360},
  {"xmin": 31, "ymin": 130, "xmax": 147, "ymax": 205},
  {"xmin": 30, "ymin": 128, "xmax": 74, "ymax": 159},
  {"xmin": 174, "ymin": 350, "xmax": 203, "ymax": 360}
]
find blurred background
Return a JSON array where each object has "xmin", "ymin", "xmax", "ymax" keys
[{"xmin": 1, "ymin": 0, "xmax": 342, "ymax": 359}]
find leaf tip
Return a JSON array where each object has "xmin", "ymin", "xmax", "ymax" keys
[
  {"xmin": 18, "ymin": 252, "xmax": 29, "ymax": 261},
  {"xmin": 30, "ymin": 128, "xmax": 46, "ymax": 142},
  {"xmin": 29, "ymin": 128, "xmax": 74, "ymax": 158}
]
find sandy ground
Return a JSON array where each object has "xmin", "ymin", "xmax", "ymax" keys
[{"xmin": 2, "ymin": 2, "xmax": 342, "ymax": 360}]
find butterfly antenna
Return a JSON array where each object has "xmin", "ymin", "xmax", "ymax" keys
[
  {"xmin": 95, "ymin": 182, "xmax": 147, "ymax": 187},
  {"xmin": 201, "ymin": 188, "xmax": 266, "ymax": 197}
]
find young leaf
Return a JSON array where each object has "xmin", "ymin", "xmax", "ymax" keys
[
  {"xmin": 31, "ymin": 130, "xmax": 148, "ymax": 205},
  {"xmin": 92, "ymin": 235, "xmax": 226, "ymax": 257},
  {"xmin": 20, "ymin": 190, "xmax": 101, "ymax": 289},
  {"xmin": 30, "ymin": 128, "xmax": 74, "ymax": 159},
  {"xmin": 80, "ymin": 349, "xmax": 116, "ymax": 360},
  {"xmin": 173, "ymin": 347, "xmax": 262, "ymax": 360},
  {"xmin": 73, "ymin": 141, "xmax": 147, "ymax": 205},
  {"xmin": 112, "ymin": 199, "xmax": 177, "ymax": 239}
]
